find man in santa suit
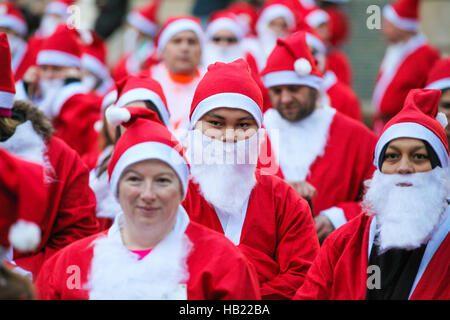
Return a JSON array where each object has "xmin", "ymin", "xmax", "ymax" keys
[
  {"xmin": 202, "ymin": 10, "xmax": 259, "ymax": 70},
  {"xmin": 15, "ymin": 24, "xmax": 102, "ymax": 157},
  {"xmin": 12, "ymin": 0, "xmax": 76, "ymax": 82},
  {"xmin": 299, "ymin": 4, "xmax": 353, "ymax": 87},
  {"xmin": 0, "ymin": 33, "xmax": 99, "ymax": 279},
  {"xmin": 295, "ymin": 89, "xmax": 449, "ymax": 300},
  {"xmin": 146, "ymin": 16, "xmax": 205, "ymax": 136},
  {"xmin": 426, "ymin": 57, "xmax": 450, "ymax": 148},
  {"xmin": 182, "ymin": 59, "xmax": 320, "ymax": 300},
  {"xmin": 111, "ymin": 0, "xmax": 161, "ymax": 82},
  {"xmin": 260, "ymin": 32, "xmax": 377, "ymax": 242},
  {"xmin": 253, "ymin": 0, "xmax": 297, "ymax": 70},
  {"xmin": 372, "ymin": 0, "xmax": 440, "ymax": 134},
  {"xmin": 0, "ymin": 2, "xmax": 29, "ymax": 82},
  {"xmin": 301, "ymin": 23, "xmax": 362, "ymax": 121},
  {"xmin": 35, "ymin": 106, "xmax": 261, "ymax": 300}
]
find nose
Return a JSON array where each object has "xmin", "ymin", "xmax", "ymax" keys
[
  {"xmin": 222, "ymin": 128, "xmax": 237, "ymax": 143},
  {"xmin": 280, "ymin": 89, "xmax": 293, "ymax": 105},
  {"xmin": 140, "ymin": 180, "xmax": 157, "ymax": 202},
  {"xmin": 396, "ymin": 157, "xmax": 414, "ymax": 174}
]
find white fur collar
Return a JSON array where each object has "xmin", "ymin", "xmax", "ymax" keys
[
  {"xmin": 0, "ymin": 121, "xmax": 54, "ymax": 181},
  {"xmin": 87, "ymin": 206, "xmax": 192, "ymax": 300},
  {"xmin": 263, "ymin": 105, "xmax": 336, "ymax": 181}
]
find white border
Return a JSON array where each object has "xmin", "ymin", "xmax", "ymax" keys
[
  {"xmin": 115, "ymin": 88, "xmax": 170, "ymax": 126},
  {"xmin": 37, "ymin": 50, "xmax": 81, "ymax": 68},
  {"xmin": 0, "ymin": 91, "xmax": 15, "ymax": 110},
  {"xmin": 206, "ymin": 17, "xmax": 244, "ymax": 40},
  {"xmin": 383, "ymin": 4, "xmax": 419, "ymax": 32},
  {"xmin": 157, "ymin": 19, "xmax": 204, "ymax": 53},
  {"xmin": 425, "ymin": 78, "xmax": 450, "ymax": 91},
  {"xmin": 0, "ymin": 15, "xmax": 27, "ymax": 36},
  {"xmin": 256, "ymin": 4, "xmax": 295, "ymax": 31},
  {"xmin": 305, "ymin": 9, "xmax": 329, "ymax": 28},
  {"xmin": 262, "ymin": 70, "xmax": 323, "ymax": 91},
  {"xmin": 189, "ymin": 92, "xmax": 262, "ymax": 129},
  {"xmin": 110, "ymin": 141, "xmax": 189, "ymax": 198},
  {"xmin": 82, "ymin": 53, "xmax": 110, "ymax": 80},
  {"xmin": 127, "ymin": 12, "xmax": 158, "ymax": 37}
]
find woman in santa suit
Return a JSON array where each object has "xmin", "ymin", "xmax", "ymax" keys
[
  {"xmin": 0, "ymin": 33, "xmax": 99, "ymax": 279},
  {"xmin": 35, "ymin": 107, "xmax": 261, "ymax": 300},
  {"xmin": 295, "ymin": 89, "xmax": 449, "ymax": 300}
]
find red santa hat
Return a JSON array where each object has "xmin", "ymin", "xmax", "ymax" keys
[
  {"xmin": 127, "ymin": 0, "xmax": 161, "ymax": 37},
  {"xmin": 0, "ymin": 149, "xmax": 46, "ymax": 260},
  {"xmin": 383, "ymin": 0, "xmax": 420, "ymax": 32},
  {"xmin": 256, "ymin": 0, "xmax": 297, "ymax": 33},
  {"xmin": 106, "ymin": 107, "xmax": 189, "ymax": 198},
  {"xmin": 156, "ymin": 16, "xmax": 204, "ymax": 54},
  {"xmin": 0, "ymin": 2, "xmax": 28, "ymax": 36},
  {"xmin": 261, "ymin": 31, "xmax": 323, "ymax": 90},
  {"xmin": 189, "ymin": 59, "xmax": 263, "ymax": 129},
  {"xmin": 0, "ymin": 34, "xmax": 15, "ymax": 118},
  {"xmin": 101, "ymin": 86, "xmax": 117, "ymax": 110},
  {"xmin": 36, "ymin": 24, "xmax": 82, "ymax": 68},
  {"xmin": 45, "ymin": 0, "xmax": 75, "ymax": 17},
  {"xmin": 296, "ymin": 21, "xmax": 327, "ymax": 55},
  {"xmin": 374, "ymin": 89, "xmax": 449, "ymax": 169},
  {"xmin": 206, "ymin": 11, "xmax": 245, "ymax": 41},
  {"xmin": 425, "ymin": 58, "xmax": 450, "ymax": 91},
  {"xmin": 108, "ymin": 75, "xmax": 170, "ymax": 127},
  {"xmin": 81, "ymin": 30, "xmax": 110, "ymax": 80},
  {"xmin": 303, "ymin": 6, "xmax": 330, "ymax": 29},
  {"xmin": 227, "ymin": 3, "xmax": 258, "ymax": 36}
]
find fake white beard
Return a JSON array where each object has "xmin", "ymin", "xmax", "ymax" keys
[
  {"xmin": 362, "ymin": 167, "xmax": 449, "ymax": 253},
  {"xmin": 263, "ymin": 105, "xmax": 336, "ymax": 181},
  {"xmin": 185, "ymin": 129, "xmax": 264, "ymax": 217},
  {"xmin": 81, "ymin": 74, "xmax": 99, "ymax": 92},
  {"xmin": 257, "ymin": 25, "xmax": 282, "ymax": 57},
  {"xmin": 202, "ymin": 42, "xmax": 245, "ymax": 67},
  {"xmin": 0, "ymin": 121, "xmax": 54, "ymax": 182},
  {"xmin": 7, "ymin": 34, "xmax": 26, "ymax": 58},
  {"xmin": 38, "ymin": 79, "xmax": 65, "ymax": 119},
  {"xmin": 88, "ymin": 210, "xmax": 192, "ymax": 300},
  {"xmin": 122, "ymin": 27, "xmax": 139, "ymax": 55}
]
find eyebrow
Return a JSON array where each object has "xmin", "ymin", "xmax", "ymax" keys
[
  {"xmin": 205, "ymin": 112, "xmax": 255, "ymax": 121},
  {"xmin": 386, "ymin": 145, "xmax": 426, "ymax": 153}
]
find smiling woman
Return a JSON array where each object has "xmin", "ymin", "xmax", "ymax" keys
[{"xmin": 35, "ymin": 106, "xmax": 261, "ymax": 300}]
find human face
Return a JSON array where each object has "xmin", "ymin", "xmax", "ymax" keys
[
  {"xmin": 268, "ymin": 85, "xmax": 318, "ymax": 122},
  {"xmin": 194, "ymin": 107, "xmax": 258, "ymax": 142},
  {"xmin": 118, "ymin": 159, "xmax": 183, "ymax": 230},
  {"xmin": 38, "ymin": 65, "xmax": 80, "ymax": 80},
  {"xmin": 268, "ymin": 16, "xmax": 288, "ymax": 35},
  {"xmin": 161, "ymin": 30, "xmax": 202, "ymax": 76},
  {"xmin": 382, "ymin": 18, "xmax": 415, "ymax": 44},
  {"xmin": 211, "ymin": 29, "xmax": 238, "ymax": 48},
  {"xmin": 438, "ymin": 88, "xmax": 450, "ymax": 141},
  {"xmin": 381, "ymin": 138, "xmax": 433, "ymax": 175}
]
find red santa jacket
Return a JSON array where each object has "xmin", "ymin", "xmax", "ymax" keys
[
  {"xmin": 259, "ymin": 108, "xmax": 377, "ymax": 224},
  {"xmin": 51, "ymin": 82, "xmax": 102, "ymax": 157},
  {"xmin": 12, "ymin": 135, "xmax": 99, "ymax": 278},
  {"xmin": 182, "ymin": 170, "xmax": 320, "ymax": 300},
  {"xmin": 35, "ymin": 216, "xmax": 261, "ymax": 300},
  {"xmin": 294, "ymin": 211, "xmax": 450, "ymax": 300},
  {"xmin": 324, "ymin": 70, "xmax": 362, "ymax": 121},
  {"xmin": 326, "ymin": 48, "xmax": 353, "ymax": 87},
  {"xmin": 372, "ymin": 35, "xmax": 440, "ymax": 133}
]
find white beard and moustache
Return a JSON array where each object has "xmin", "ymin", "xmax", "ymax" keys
[
  {"xmin": 256, "ymin": 24, "xmax": 283, "ymax": 58},
  {"xmin": 362, "ymin": 167, "xmax": 449, "ymax": 253},
  {"xmin": 202, "ymin": 42, "xmax": 245, "ymax": 67},
  {"xmin": 7, "ymin": 34, "xmax": 26, "ymax": 58},
  {"xmin": 185, "ymin": 129, "xmax": 265, "ymax": 217},
  {"xmin": 37, "ymin": 79, "xmax": 65, "ymax": 119}
]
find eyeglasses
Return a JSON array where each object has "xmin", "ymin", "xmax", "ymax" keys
[{"xmin": 212, "ymin": 36, "xmax": 238, "ymax": 44}]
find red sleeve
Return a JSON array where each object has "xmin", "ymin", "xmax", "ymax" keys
[
  {"xmin": 258, "ymin": 183, "xmax": 320, "ymax": 299},
  {"xmin": 293, "ymin": 227, "xmax": 342, "ymax": 300}
]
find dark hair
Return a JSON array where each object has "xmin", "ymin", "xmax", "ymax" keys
[
  {"xmin": 0, "ymin": 100, "xmax": 54, "ymax": 142},
  {"xmin": 379, "ymin": 139, "xmax": 441, "ymax": 169}
]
